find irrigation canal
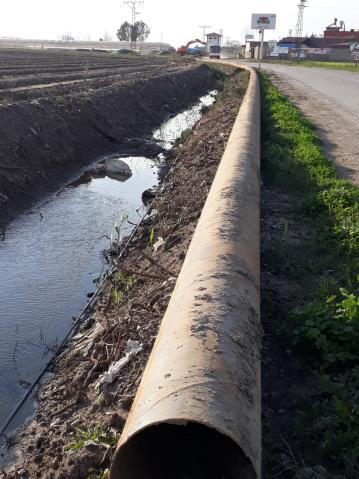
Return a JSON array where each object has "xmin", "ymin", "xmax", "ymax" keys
[{"xmin": 0, "ymin": 91, "xmax": 216, "ymax": 452}]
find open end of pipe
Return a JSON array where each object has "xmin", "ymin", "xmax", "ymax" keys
[{"xmin": 111, "ymin": 422, "xmax": 257, "ymax": 479}]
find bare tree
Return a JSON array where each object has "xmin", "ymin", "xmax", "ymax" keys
[
  {"xmin": 102, "ymin": 31, "xmax": 113, "ymax": 41},
  {"xmin": 60, "ymin": 33, "xmax": 75, "ymax": 41}
]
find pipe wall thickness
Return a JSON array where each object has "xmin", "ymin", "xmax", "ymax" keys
[{"xmin": 111, "ymin": 62, "xmax": 261, "ymax": 479}]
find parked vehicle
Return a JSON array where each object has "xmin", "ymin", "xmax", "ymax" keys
[
  {"xmin": 209, "ymin": 45, "xmax": 221, "ymax": 59},
  {"xmin": 177, "ymin": 39, "xmax": 207, "ymax": 55}
]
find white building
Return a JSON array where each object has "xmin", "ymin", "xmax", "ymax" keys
[{"xmin": 205, "ymin": 32, "xmax": 223, "ymax": 52}]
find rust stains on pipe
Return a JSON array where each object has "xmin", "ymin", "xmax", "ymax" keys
[{"xmin": 111, "ymin": 62, "xmax": 261, "ymax": 479}]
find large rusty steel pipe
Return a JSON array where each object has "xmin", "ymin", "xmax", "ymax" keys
[{"xmin": 111, "ymin": 63, "xmax": 261, "ymax": 479}]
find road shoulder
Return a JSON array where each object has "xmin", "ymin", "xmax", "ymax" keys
[{"xmin": 267, "ymin": 70, "xmax": 359, "ymax": 186}]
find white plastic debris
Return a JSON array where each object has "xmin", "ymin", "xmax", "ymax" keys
[
  {"xmin": 97, "ymin": 340, "xmax": 142, "ymax": 390},
  {"xmin": 148, "ymin": 208, "xmax": 158, "ymax": 218},
  {"xmin": 50, "ymin": 418, "xmax": 62, "ymax": 428},
  {"xmin": 153, "ymin": 237, "xmax": 165, "ymax": 252}
]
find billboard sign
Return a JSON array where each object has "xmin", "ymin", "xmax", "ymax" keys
[
  {"xmin": 291, "ymin": 50, "xmax": 307, "ymax": 59},
  {"xmin": 251, "ymin": 14, "xmax": 277, "ymax": 30},
  {"xmin": 279, "ymin": 46, "xmax": 289, "ymax": 54},
  {"xmin": 308, "ymin": 48, "xmax": 332, "ymax": 55},
  {"xmin": 270, "ymin": 46, "xmax": 289, "ymax": 56}
]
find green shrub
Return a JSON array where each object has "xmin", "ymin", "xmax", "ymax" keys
[{"xmin": 292, "ymin": 289, "xmax": 359, "ymax": 369}]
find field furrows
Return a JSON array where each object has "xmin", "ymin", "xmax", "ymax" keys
[
  {"xmin": 0, "ymin": 67, "xmax": 185, "ymax": 103},
  {"xmin": 0, "ymin": 60, "xmax": 169, "ymax": 76},
  {"xmin": 0, "ymin": 50, "xmax": 183, "ymax": 103},
  {"xmin": 0, "ymin": 63, "xmax": 176, "ymax": 89}
]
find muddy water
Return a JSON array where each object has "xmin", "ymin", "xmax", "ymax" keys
[{"xmin": 0, "ymin": 91, "xmax": 216, "ymax": 443}]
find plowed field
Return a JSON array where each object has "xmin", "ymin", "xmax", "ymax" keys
[
  {"xmin": 0, "ymin": 49, "xmax": 217, "ymax": 229},
  {"xmin": 0, "ymin": 49, "xmax": 184, "ymax": 103}
]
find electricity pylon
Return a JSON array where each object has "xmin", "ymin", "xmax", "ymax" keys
[
  {"xmin": 295, "ymin": 0, "xmax": 308, "ymax": 38},
  {"xmin": 124, "ymin": 0, "xmax": 144, "ymax": 49}
]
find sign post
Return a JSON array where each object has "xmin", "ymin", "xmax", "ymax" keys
[
  {"xmin": 251, "ymin": 13, "xmax": 277, "ymax": 69},
  {"xmin": 259, "ymin": 29, "xmax": 264, "ymax": 69},
  {"xmin": 351, "ymin": 43, "xmax": 359, "ymax": 64}
]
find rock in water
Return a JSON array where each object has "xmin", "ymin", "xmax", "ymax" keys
[
  {"xmin": 142, "ymin": 187, "xmax": 157, "ymax": 205},
  {"xmin": 86, "ymin": 163, "xmax": 106, "ymax": 176},
  {"xmin": 104, "ymin": 158, "xmax": 132, "ymax": 181}
]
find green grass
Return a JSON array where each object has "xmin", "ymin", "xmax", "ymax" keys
[
  {"xmin": 64, "ymin": 425, "xmax": 118, "ymax": 452},
  {"xmin": 261, "ymin": 73, "xmax": 359, "ymax": 255},
  {"xmin": 265, "ymin": 59, "xmax": 359, "ymax": 73},
  {"xmin": 64, "ymin": 425, "xmax": 116, "ymax": 479},
  {"xmin": 260, "ymin": 71, "xmax": 359, "ymax": 477},
  {"xmin": 204, "ymin": 62, "xmax": 228, "ymax": 84},
  {"xmin": 87, "ymin": 469, "xmax": 110, "ymax": 479}
]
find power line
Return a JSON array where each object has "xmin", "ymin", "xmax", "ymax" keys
[
  {"xmin": 198, "ymin": 25, "xmax": 211, "ymax": 42},
  {"xmin": 124, "ymin": 0, "xmax": 144, "ymax": 26},
  {"xmin": 124, "ymin": 0, "xmax": 144, "ymax": 48}
]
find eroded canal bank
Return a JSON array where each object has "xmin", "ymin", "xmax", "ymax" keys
[{"xmin": 1, "ymin": 66, "xmax": 249, "ymax": 478}]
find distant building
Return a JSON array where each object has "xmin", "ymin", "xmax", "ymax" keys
[
  {"xmin": 205, "ymin": 32, "xmax": 223, "ymax": 50},
  {"xmin": 244, "ymin": 40, "xmax": 269, "ymax": 59},
  {"xmin": 277, "ymin": 37, "xmax": 310, "ymax": 49},
  {"xmin": 324, "ymin": 19, "xmax": 359, "ymax": 44},
  {"xmin": 275, "ymin": 19, "xmax": 359, "ymax": 61}
]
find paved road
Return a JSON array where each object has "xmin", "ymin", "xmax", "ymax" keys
[
  {"xmin": 242, "ymin": 62, "xmax": 359, "ymax": 185},
  {"xmin": 259, "ymin": 63, "xmax": 359, "ymax": 120}
]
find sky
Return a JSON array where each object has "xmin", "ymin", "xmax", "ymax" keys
[{"xmin": 0, "ymin": 0, "xmax": 358, "ymax": 46}]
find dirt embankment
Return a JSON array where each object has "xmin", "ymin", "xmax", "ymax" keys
[
  {"xmin": 0, "ymin": 62, "xmax": 217, "ymax": 230},
  {"xmin": 3, "ymin": 67, "xmax": 249, "ymax": 479}
]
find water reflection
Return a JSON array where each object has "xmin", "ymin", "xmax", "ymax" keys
[{"xmin": 0, "ymin": 90, "xmax": 217, "ymax": 453}]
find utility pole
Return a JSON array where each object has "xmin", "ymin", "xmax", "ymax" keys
[
  {"xmin": 219, "ymin": 28, "xmax": 224, "ymax": 46},
  {"xmin": 124, "ymin": 0, "xmax": 144, "ymax": 50},
  {"xmin": 258, "ymin": 29, "xmax": 264, "ymax": 70},
  {"xmin": 198, "ymin": 25, "xmax": 211, "ymax": 42}
]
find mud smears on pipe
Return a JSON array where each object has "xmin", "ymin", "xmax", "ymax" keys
[{"xmin": 110, "ymin": 63, "xmax": 261, "ymax": 479}]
